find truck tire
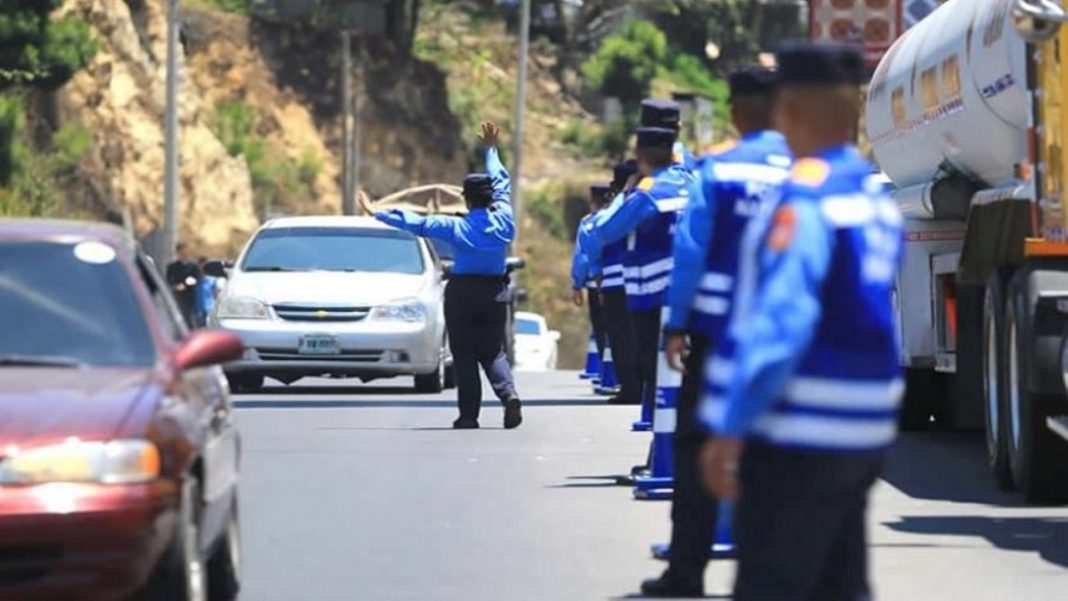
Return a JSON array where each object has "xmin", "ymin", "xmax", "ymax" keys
[
  {"xmin": 982, "ymin": 272, "xmax": 1014, "ymax": 490},
  {"xmin": 1006, "ymin": 278, "xmax": 1068, "ymax": 503}
]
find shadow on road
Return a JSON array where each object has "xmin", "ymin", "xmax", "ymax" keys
[
  {"xmin": 885, "ymin": 516, "xmax": 1068, "ymax": 569},
  {"xmin": 234, "ymin": 398, "xmax": 608, "ymax": 409},
  {"xmin": 881, "ymin": 431, "xmax": 1023, "ymax": 507}
]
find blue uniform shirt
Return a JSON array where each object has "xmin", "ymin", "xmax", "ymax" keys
[
  {"xmin": 585, "ymin": 165, "xmax": 693, "ymax": 310},
  {"xmin": 571, "ymin": 213, "xmax": 600, "ymax": 289},
  {"xmin": 700, "ymin": 144, "xmax": 904, "ymax": 451},
  {"xmin": 664, "ymin": 131, "xmax": 791, "ymax": 334},
  {"xmin": 375, "ymin": 148, "xmax": 515, "ymax": 275}
]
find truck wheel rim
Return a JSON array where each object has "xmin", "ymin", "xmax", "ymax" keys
[
  {"xmin": 985, "ymin": 306, "xmax": 999, "ymax": 447},
  {"xmin": 1008, "ymin": 318, "xmax": 1023, "ymax": 450}
]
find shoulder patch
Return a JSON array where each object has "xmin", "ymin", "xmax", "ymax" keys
[
  {"xmin": 707, "ymin": 140, "xmax": 738, "ymax": 156},
  {"xmin": 789, "ymin": 158, "xmax": 831, "ymax": 187},
  {"xmin": 637, "ymin": 176, "xmax": 655, "ymax": 192},
  {"xmin": 767, "ymin": 205, "xmax": 797, "ymax": 252}
]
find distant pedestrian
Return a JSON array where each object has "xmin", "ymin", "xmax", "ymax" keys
[
  {"xmin": 376, "ymin": 122, "xmax": 522, "ymax": 430},
  {"xmin": 699, "ymin": 41, "xmax": 904, "ymax": 600},
  {"xmin": 571, "ymin": 183, "xmax": 612, "ymax": 373},
  {"xmin": 195, "ymin": 257, "xmax": 219, "ymax": 327},
  {"xmin": 166, "ymin": 242, "xmax": 199, "ymax": 328}
]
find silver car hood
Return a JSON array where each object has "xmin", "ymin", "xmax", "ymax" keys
[{"xmin": 227, "ymin": 270, "xmax": 430, "ymax": 306}]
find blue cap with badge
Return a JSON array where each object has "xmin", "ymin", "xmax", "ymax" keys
[
  {"xmin": 640, "ymin": 99, "xmax": 682, "ymax": 128},
  {"xmin": 635, "ymin": 127, "xmax": 677, "ymax": 149},
  {"xmin": 729, "ymin": 67, "xmax": 779, "ymax": 98}
]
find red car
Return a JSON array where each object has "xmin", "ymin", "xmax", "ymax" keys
[{"xmin": 0, "ymin": 220, "xmax": 244, "ymax": 601}]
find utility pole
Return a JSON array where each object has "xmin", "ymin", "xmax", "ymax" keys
[
  {"xmin": 163, "ymin": 0, "xmax": 180, "ymax": 265},
  {"xmin": 341, "ymin": 30, "xmax": 356, "ymax": 216},
  {"xmin": 352, "ymin": 47, "xmax": 364, "ymax": 215},
  {"xmin": 511, "ymin": 0, "xmax": 532, "ymax": 244}
]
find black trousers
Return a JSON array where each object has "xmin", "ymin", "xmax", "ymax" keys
[
  {"xmin": 444, "ymin": 276, "xmax": 517, "ymax": 421},
  {"xmin": 734, "ymin": 443, "xmax": 885, "ymax": 601},
  {"xmin": 601, "ymin": 288, "xmax": 640, "ymax": 404},
  {"xmin": 631, "ymin": 306, "xmax": 662, "ymax": 410},
  {"xmin": 587, "ymin": 288, "xmax": 607, "ymax": 358},
  {"xmin": 667, "ymin": 333, "xmax": 717, "ymax": 576}
]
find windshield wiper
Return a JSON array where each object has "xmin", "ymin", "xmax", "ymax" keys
[
  {"xmin": 0, "ymin": 353, "xmax": 86, "ymax": 368},
  {"xmin": 243, "ymin": 266, "xmax": 303, "ymax": 272}
]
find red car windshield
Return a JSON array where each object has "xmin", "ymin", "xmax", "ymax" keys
[{"xmin": 0, "ymin": 240, "xmax": 156, "ymax": 367}]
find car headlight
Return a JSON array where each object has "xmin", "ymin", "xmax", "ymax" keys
[
  {"xmin": 369, "ymin": 299, "xmax": 426, "ymax": 323},
  {"xmin": 217, "ymin": 296, "xmax": 271, "ymax": 320},
  {"xmin": 0, "ymin": 439, "xmax": 161, "ymax": 485}
]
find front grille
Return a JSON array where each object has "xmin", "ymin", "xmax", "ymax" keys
[
  {"xmin": 255, "ymin": 348, "xmax": 386, "ymax": 363},
  {"xmin": 0, "ymin": 546, "xmax": 61, "ymax": 588},
  {"xmin": 272, "ymin": 304, "xmax": 370, "ymax": 322}
]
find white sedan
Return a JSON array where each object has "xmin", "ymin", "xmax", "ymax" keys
[{"xmin": 514, "ymin": 311, "xmax": 560, "ymax": 371}]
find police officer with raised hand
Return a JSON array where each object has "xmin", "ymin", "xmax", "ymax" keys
[
  {"xmin": 592, "ymin": 160, "xmax": 642, "ymax": 405},
  {"xmin": 699, "ymin": 42, "xmax": 904, "ymax": 600},
  {"xmin": 641, "ymin": 67, "xmax": 789, "ymax": 599},
  {"xmin": 571, "ymin": 184, "xmax": 612, "ymax": 369},
  {"xmin": 584, "ymin": 126, "xmax": 694, "ymax": 430},
  {"xmin": 376, "ymin": 122, "xmax": 522, "ymax": 430},
  {"xmin": 641, "ymin": 98, "xmax": 698, "ymax": 172}
]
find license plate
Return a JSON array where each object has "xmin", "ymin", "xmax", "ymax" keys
[{"xmin": 298, "ymin": 334, "xmax": 340, "ymax": 355}]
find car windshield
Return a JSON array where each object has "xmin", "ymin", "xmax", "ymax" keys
[
  {"xmin": 429, "ymin": 238, "xmax": 454, "ymax": 261},
  {"xmin": 242, "ymin": 227, "xmax": 425, "ymax": 274},
  {"xmin": 0, "ymin": 240, "xmax": 156, "ymax": 367},
  {"xmin": 516, "ymin": 318, "xmax": 542, "ymax": 335}
]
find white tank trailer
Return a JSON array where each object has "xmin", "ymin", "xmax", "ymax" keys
[{"xmin": 866, "ymin": 0, "xmax": 1068, "ymax": 503}]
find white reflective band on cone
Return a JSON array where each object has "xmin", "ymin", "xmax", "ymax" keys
[
  {"xmin": 587, "ymin": 338, "xmax": 597, "ymax": 352},
  {"xmin": 604, "ymin": 347, "xmax": 614, "ymax": 362},
  {"xmin": 657, "ymin": 351, "xmax": 683, "ymax": 387},
  {"xmin": 654, "ymin": 408, "xmax": 677, "ymax": 433}
]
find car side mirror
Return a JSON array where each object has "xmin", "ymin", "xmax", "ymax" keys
[
  {"xmin": 515, "ymin": 288, "xmax": 529, "ymax": 304},
  {"xmin": 505, "ymin": 256, "xmax": 526, "ymax": 272},
  {"xmin": 203, "ymin": 259, "xmax": 232, "ymax": 278},
  {"xmin": 549, "ymin": 330, "xmax": 561, "ymax": 342},
  {"xmin": 175, "ymin": 329, "xmax": 244, "ymax": 371},
  {"xmin": 440, "ymin": 260, "xmax": 454, "ymax": 280}
]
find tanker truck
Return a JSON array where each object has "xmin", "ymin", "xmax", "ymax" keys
[{"xmin": 867, "ymin": 0, "xmax": 1068, "ymax": 502}]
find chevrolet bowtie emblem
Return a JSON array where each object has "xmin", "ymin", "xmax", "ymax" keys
[{"xmin": 315, "ymin": 310, "xmax": 329, "ymax": 319}]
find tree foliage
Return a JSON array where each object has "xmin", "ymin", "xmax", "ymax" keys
[
  {"xmin": 581, "ymin": 20, "xmax": 668, "ymax": 106},
  {"xmin": 0, "ymin": 0, "xmax": 97, "ymax": 90}
]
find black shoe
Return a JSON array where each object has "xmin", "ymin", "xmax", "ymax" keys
[
  {"xmin": 503, "ymin": 398, "xmax": 523, "ymax": 429},
  {"xmin": 640, "ymin": 569, "xmax": 704, "ymax": 598},
  {"xmin": 453, "ymin": 418, "xmax": 479, "ymax": 429}
]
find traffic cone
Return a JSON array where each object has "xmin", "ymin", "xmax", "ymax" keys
[
  {"xmin": 579, "ymin": 330, "xmax": 600, "ymax": 380},
  {"xmin": 633, "ymin": 320, "xmax": 680, "ymax": 500},
  {"xmin": 595, "ymin": 343, "xmax": 619, "ymax": 395},
  {"xmin": 711, "ymin": 500, "xmax": 735, "ymax": 558}
]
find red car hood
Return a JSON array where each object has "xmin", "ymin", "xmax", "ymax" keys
[{"xmin": 0, "ymin": 367, "xmax": 155, "ymax": 447}]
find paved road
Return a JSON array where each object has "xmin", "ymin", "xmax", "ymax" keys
[{"xmin": 235, "ymin": 371, "xmax": 1068, "ymax": 600}]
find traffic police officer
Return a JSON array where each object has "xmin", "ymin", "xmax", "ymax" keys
[
  {"xmin": 595, "ymin": 160, "xmax": 642, "ymax": 405},
  {"xmin": 642, "ymin": 67, "xmax": 789, "ymax": 598},
  {"xmin": 699, "ymin": 42, "xmax": 904, "ymax": 600},
  {"xmin": 571, "ymin": 183, "xmax": 612, "ymax": 369},
  {"xmin": 376, "ymin": 122, "xmax": 523, "ymax": 430},
  {"xmin": 584, "ymin": 127, "xmax": 694, "ymax": 428}
]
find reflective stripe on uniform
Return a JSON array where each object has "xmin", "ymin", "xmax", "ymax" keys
[
  {"xmin": 784, "ymin": 377, "xmax": 904, "ymax": 412},
  {"xmin": 602, "ymin": 276, "xmax": 625, "ymax": 288},
  {"xmin": 692, "ymin": 294, "xmax": 729, "ymax": 315},
  {"xmin": 654, "ymin": 196, "xmax": 688, "ymax": 213},
  {"xmin": 624, "ymin": 257, "xmax": 673, "ymax": 281},
  {"xmin": 712, "ymin": 162, "xmax": 790, "ymax": 184},
  {"xmin": 626, "ymin": 275, "xmax": 670, "ymax": 297},
  {"xmin": 751, "ymin": 413, "xmax": 898, "ymax": 449},
  {"xmin": 699, "ymin": 272, "xmax": 733, "ymax": 293},
  {"xmin": 603, "ymin": 264, "xmax": 625, "ymax": 276}
]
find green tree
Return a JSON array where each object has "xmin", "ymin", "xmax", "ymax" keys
[
  {"xmin": 0, "ymin": 0, "xmax": 97, "ymax": 90},
  {"xmin": 582, "ymin": 20, "xmax": 668, "ymax": 106}
]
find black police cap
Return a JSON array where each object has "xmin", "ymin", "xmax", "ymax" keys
[
  {"xmin": 639, "ymin": 99, "xmax": 681, "ymax": 128},
  {"xmin": 462, "ymin": 173, "xmax": 493, "ymax": 201},
  {"xmin": 612, "ymin": 160, "xmax": 639, "ymax": 187},
  {"xmin": 776, "ymin": 41, "xmax": 865, "ymax": 86},
  {"xmin": 729, "ymin": 67, "xmax": 779, "ymax": 98},
  {"xmin": 635, "ymin": 127, "xmax": 677, "ymax": 149},
  {"xmin": 590, "ymin": 183, "xmax": 611, "ymax": 198}
]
